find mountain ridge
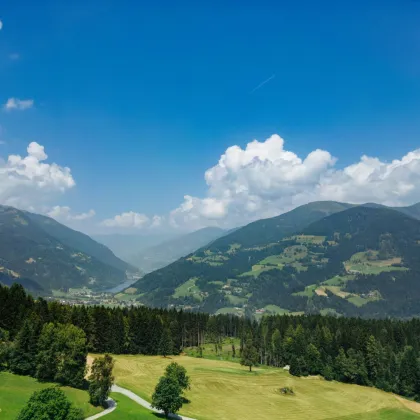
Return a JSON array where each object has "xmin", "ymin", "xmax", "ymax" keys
[
  {"xmin": 131, "ymin": 201, "xmax": 420, "ymax": 318},
  {"xmin": 0, "ymin": 205, "xmax": 131, "ymax": 292}
]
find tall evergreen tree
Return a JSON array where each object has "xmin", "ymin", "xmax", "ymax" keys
[
  {"xmin": 241, "ymin": 338, "xmax": 259, "ymax": 372},
  {"xmin": 10, "ymin": 317, "xmax": 39, "ymax": 376},
  {"xmin": 159, "ymin": 328, "xmax": 173, "ymax": 358}
]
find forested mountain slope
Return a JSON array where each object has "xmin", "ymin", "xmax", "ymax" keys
[
  {"xmin": 0, "ymin": 206, "xmax": 127, "ymax": 292},
  {"xmin": 25, "ymin": 211, "xmax": 134, "ymax": 272},
  {"xmin": 132, "ymin": 202, "xmax": 420, "ymax": 318},
  {"xmin": 129, "ymin": 227, "xmax": 226, "ymax": 273}
]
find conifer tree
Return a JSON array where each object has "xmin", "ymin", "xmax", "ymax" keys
[
  {"xmin": 10, "ymin": 317, "xmax": 39, "ymax": 376},
  {"xmin": 159, "ymin": 328, "xmax": 173, "ymax": 358},
  {"xmin": 241, "ymin": 338, "xmax": 259, "ymax": 372}
]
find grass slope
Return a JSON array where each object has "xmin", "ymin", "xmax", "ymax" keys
[
  {"xmin": 107, "ymin": 393, "xmax": 163, "ymax": 419},
  {"xmin": 110, "ymin": 355, "xmax": 420, "ymax": 420},
  {"xmin": 0, "ymin": 372, "xmax": 101, "ymax": 419}
]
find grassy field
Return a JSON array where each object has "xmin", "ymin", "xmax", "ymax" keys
[
  {"xmin": 108, "ymin": 354, "xmax": 420, "ymax": 420},
  {"xmin": 107, "ymin": 393, "xmax": 163, "ymax": 419},
  {"xmin": 173, "ymin": 278, "xmax": 201, "ymax": 300},
  {"xmin": 0, "ymin": 371, "xmax": 102, "ymax": 419},
  {"xmin": 331, "ymin": 408, "xmax": 420, "ymax": 419}
]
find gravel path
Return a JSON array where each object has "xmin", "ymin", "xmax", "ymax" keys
[
  {"xmin": 85, "ymin": 398, "xmax": 116, "ymax": 420},
  {"xmin": 85, "ymin": 385, "xmax": 196, "ymax": 420}
]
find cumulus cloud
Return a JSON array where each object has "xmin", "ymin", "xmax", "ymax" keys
[
  {"xmin": 151, "ymin": 215, "xmax": 164, "ymax": 228},
  {"xmin": 101, "ymin": 211, "xmax": 150, "ymax": 229},
  {"xmin": 3, "ymin": 98, "xmax": 34, "ymax": 111},
  {"xmin": 169, "ymin": 134, "xmax": 420, "ymax": 229},
  {"xmin": 47, "ymin": 206, "xmax": 95, "ymax": 221},
  {"xmin": 0, "ymin": 142, "xmax": 75, "ymax": 208}
]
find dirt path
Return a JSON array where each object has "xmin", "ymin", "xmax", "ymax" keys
[{"xmin": 395, "ymin": 395, "xmax": 420, "ymax": 414}]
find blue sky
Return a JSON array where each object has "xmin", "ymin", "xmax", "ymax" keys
[{"xmin": 1, "ymin": 0, "xmax": 420, "ymax": 233}]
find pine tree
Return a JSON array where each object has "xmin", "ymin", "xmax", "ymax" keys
[
  {"xmin": 271, "ymin": 329, "xmax": 282, "ymax": 367},
  {"xmin": 36, "ymin": 323, "xmax": 58, "ymax": 382},
  {"xmin": 398, "ymin": 346, "xmax": 419, "ymax": 397},
  {"xmin": 240, "ymin": 338, "xmax": 258, "ymax": 372},
  {"xmin": 306, "ymin": 343, "xmax": 322, "ymax": 375},
  {"xmin": 366, "ymin": 335, "xmax": 381, "ymax": 384},
  {"xmin": 10, "ymin": 317, "xmax": 39, "ymax": 376},
  {"xmin": 159, "ymin": 328, "xmax": 173, "ymax": 358}
]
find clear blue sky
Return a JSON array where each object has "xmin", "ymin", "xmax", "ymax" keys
[{"xmin": 1, "ymin": 0, "xmax": 420, "ymax": 231}]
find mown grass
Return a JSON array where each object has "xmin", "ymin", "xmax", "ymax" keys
[
  {"xmin": 0, "ymin": 371, "xmax": 102, "ymax": 419},
  {"xmin": 107, "ymin": 393, "xmax": 163, "ymax": 419},
  {"xmin": 332, "ymin": 408, "xmax": 420, "ymax": 419},
  {"xmin": 109, "ymin": 354, "xmax": 420, "ymax": 420}
]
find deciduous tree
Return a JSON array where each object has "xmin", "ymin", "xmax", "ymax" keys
[
  {"xmin": 17, "ymin": 387, "xmax": 83, "ymax": 420},
  {"xmin": 88, "ymin": 354, "xmax": 115, "ymax": 407},
  {"xmin": 151, "ymin": 376, "xmax": 183, "ymax": 418}
]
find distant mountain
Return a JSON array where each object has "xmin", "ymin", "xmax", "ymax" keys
[
  {"xmin": 93, "ymin": 233, "xmax": 179, "ymax": 264},
  {"xmin": 0, "ymin": 205, "xmax": 129, "ymax": 292},
  {"xmin": 129, "ymin": 227, "xmax": 227, "ymax": 273},
  {"xmin": 131, "ymin": 201, "xmax": 420, "ymax": 318}
]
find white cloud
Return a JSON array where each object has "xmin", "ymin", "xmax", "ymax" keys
[
  {"xmin": 9, "ymin": 53, "xmax": 20, "ymax": 61},
  {"xmin": 47, "ymin": 206, "xmax": 95, "ymax": 221},
  {"xmin": 0, "ymin": 142, "xmax": 75, "ymax": 208},
  {"xmin": 169, "ymin": 134, "xmax": 420, "ymax": 229},
  {"xmin": 151, "ymin": 215, "xmax": 164, "ymax": 228},
  {"xmin": 101, "ymin": 211, "xmax": 150, "ymax": 229},
  {"xmin": 3, "ymin": 98, "xmax": 34, "ymax": 111},
  {"xmin": 0, "ymin": 20, "xmax": 3, "ymax": 31}
]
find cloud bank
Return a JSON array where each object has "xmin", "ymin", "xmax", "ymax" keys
[
  {"xmin": 0, "ymin": 142, "xmax": 75, "ymax": 208},
  {"xmin": 168, "ymin": 134, "xmax": 420, "ymax": 229}
]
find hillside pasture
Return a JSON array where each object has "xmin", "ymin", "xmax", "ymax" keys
[
  {"xmin": 0, "ymin": 372, "xmax": 101, "ymax": 420},
  {"xmin": 109, "ymin": 354, "xmax": 420, "ymax": 420},
  {"xmin": 173, "ymin": 277, "xmax": 201, "ymax": 300}
]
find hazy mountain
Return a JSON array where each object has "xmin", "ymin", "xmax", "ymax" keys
[
  {"xmin": 129, "ymin": 227, "xmax": 227, "ymax": 273},
  {"xmin": 93, "ymin": 233, "xmax": 179, "ymax": 263},
  {"xmin": 131, "ymin": 201, "xmax": 420, "ymax": 318},
  {"xmin": 0, "ymin": 205, "xmax": 128, "ymax": 292}
]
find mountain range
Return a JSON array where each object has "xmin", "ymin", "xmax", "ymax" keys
[
  {"xmin": 0, "ymin": 205, "xmax": 134, "ymax": 292},
  {"xmin": 131, "ymin": 201, "xmax": 420, "ymax": 318}
]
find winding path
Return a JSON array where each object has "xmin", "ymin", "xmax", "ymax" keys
[{"xmin": 85, "ymin": 384, "xmax": 196, "ymax": 420}]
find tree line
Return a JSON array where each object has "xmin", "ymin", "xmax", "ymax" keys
[{"xmin": 3, "ymin": 283, "xmax": 420, "ymax": 401}]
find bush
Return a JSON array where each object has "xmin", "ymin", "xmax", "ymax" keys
[
  {"xmin": 17, "ymin": 387, "xmax": 83, "ymax": 420},
  {"xmin": 279, "ymin": 387, "xmax": 295, "ymax": 395}
]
